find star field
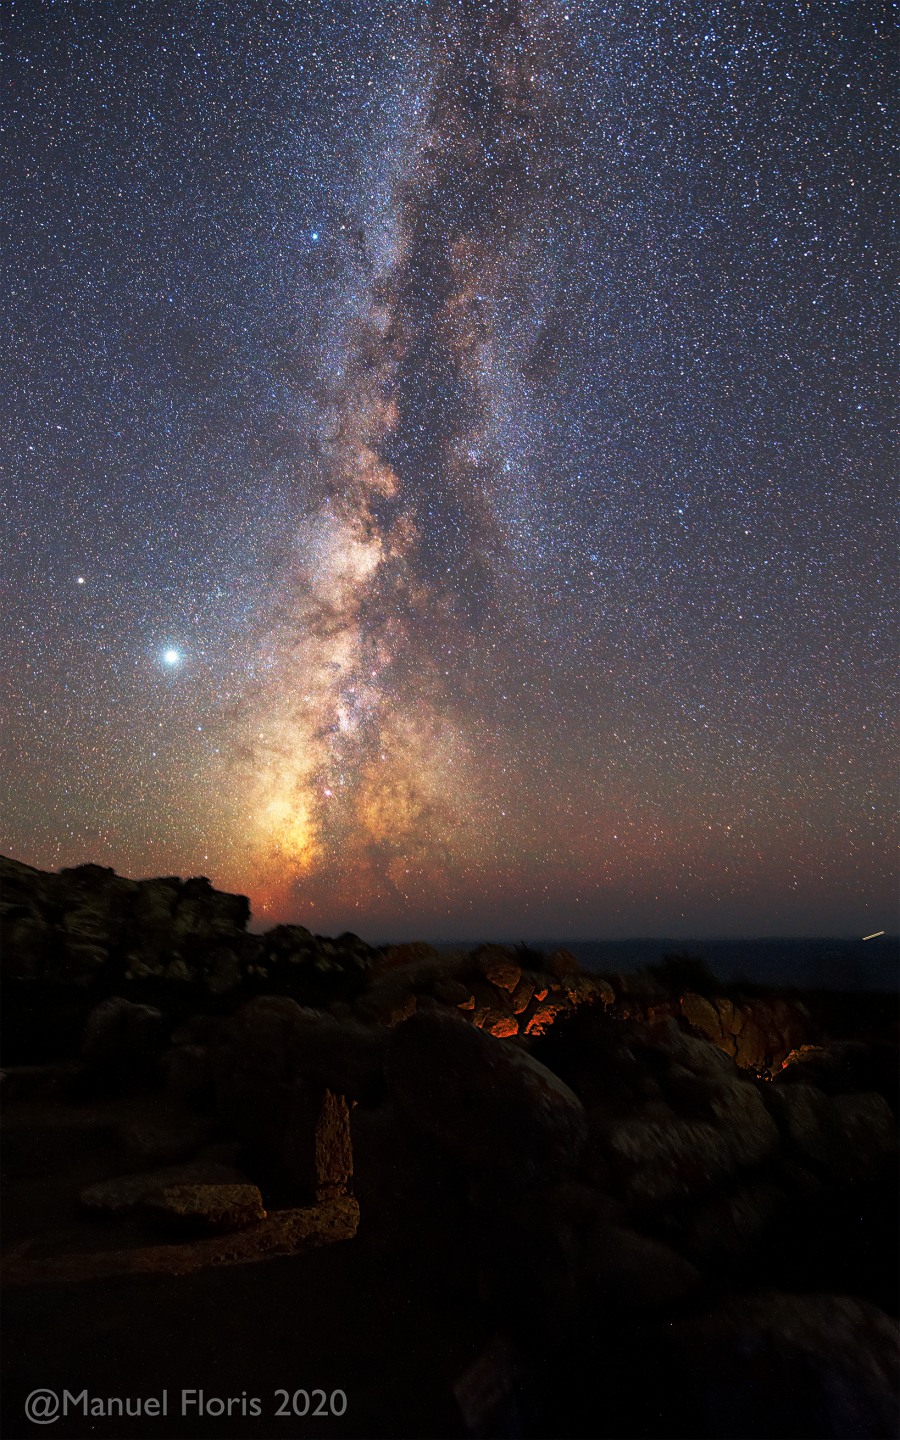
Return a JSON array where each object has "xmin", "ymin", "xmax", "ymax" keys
[{"xmin": 2, "ymin": 0, "xmax": 895, "ymax": 939}]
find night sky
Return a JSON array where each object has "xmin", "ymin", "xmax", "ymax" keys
[{"xmin": 3, "ymin": 0, "xmax": 895, "ymax": 941}]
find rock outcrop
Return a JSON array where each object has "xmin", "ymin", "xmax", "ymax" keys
[{"xmin": 0, "ymin": 856, "xmax": 377, "ymax": 1063}]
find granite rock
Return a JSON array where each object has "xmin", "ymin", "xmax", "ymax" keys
[
  {"xmin": 80, "ymin": 996, "xmax": 165, "ymax": 1076},
  {"xmin": 385, "ymin": 1009, "xmax": 586, "ymax": 1179},
  {"xmin": 665, "ymin": 1290, "xmax": 900, "ymax": 1440},
  {"xmin": 587, "ymin": 1220, "xmax": 702, "ymax": 1313},
  {"xmin": 80, "ymin": 1151, "xmax": 251, "ymax": 1213},
  {"xmin": 145, "ymin": 1183, "xmax": 266, "ymax": 1232}
]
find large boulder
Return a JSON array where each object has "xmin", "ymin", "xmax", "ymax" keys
[
  {"xmin": 385, "ymin": 1009, "xmax": 587, "ymax": 1179},
  {"xmin": 1, "ymin": 914, "xmax": 52, "ymax": 983},
  {"xmin": 654, "ymin": 1021, "xmax": 780, "ymax": 1168},
  {"xmin": 765, "ymin": 1083, "xmax": 898, "ymax": 1187},
  {"xmin": 80, "ymin": 996, "xmax": 165, "ymax": 1078},
  {"xmin": 210, "ymin": 998, "xmax": 362, "ymax": 1203},
  {"xmin": 349, "ymin": 1099, "xmax": 474, "ymax": 1289},
  {"xmin": 664, "ymin": 1291, "xmax": 900, "ymax": 1439},
  {"xmin": 680, "ymin": 1178, "xmax": 785, "ymax": 1265},
  {"xmin": 217, "ymin": 995, "xmax": 388, "ymax": 1102},
  {"xmin": 586, "ymin": 1220, "xmax": 702, "ymax": 1314},
  {"xmin": 116, "ymin": 1112, "xmax": 218, "ymax": 1169},
  {"xmin": 605, "ymin": 1115, "xmax": 735, "ymax": 1210}
]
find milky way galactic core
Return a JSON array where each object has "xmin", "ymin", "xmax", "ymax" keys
[{"xmin": 3, "ymin": 1, "xmax": 895, "ymax": 938}]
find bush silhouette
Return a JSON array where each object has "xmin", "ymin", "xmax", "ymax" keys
[{"xmin": 648, "ymin": 950, "xmax": 718, "ymax": 996}]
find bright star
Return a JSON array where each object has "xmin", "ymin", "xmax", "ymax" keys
[{"xmin": 162, "ymin": 649, "xmax": 181, "ymax": 666}]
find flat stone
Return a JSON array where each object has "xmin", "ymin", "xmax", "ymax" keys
[
  {"xmin": 146, "ymin": 1183, "xmax": 266, "ymax": 1232},
  {"xmin": 80, "ymin": 1155, "xmax": 251, "ymax": 1213},
  {"xmin": 3, "ymin": 1198, "xmax": 359, "ymax": 1286}
]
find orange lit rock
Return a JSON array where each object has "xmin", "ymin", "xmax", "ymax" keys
[
  {"xmin": 474, "ymin": 945, "xmax": 522, "ymax": 993},
  {"xmin": 523, "ymin": 997, "xmax": 571, "ymax": 1036},
  {"xmin": 681, "ymin": 991, "xmax": 810, "ymax": 1073},
  {"xmin": 563, "ymin": 973, "xmax": 615, "ymax": 1008},
  {"xmin": 781, "ymin": 1043, "xmax": 828, "ymax": 1070},
  {"xmin": 509, "ymin": 977, "xmax": 535, "ymax": 1014},
  {"xmin": 486, "ymin": 1016, "xmax": 520, "ymax": 1039}
]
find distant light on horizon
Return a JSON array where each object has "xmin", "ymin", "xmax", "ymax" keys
[{"xmin": 862, "ymin": 930, "xmax": 885, "ymax": 940}]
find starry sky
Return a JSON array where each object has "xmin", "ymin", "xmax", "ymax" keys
[{"xmin": 3, "ymin": 0, "xmax": 895, "ymax": 941}]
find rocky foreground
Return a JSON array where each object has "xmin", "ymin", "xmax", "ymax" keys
[{"xmin": 1, "ymin": 856, "xmax": 898, "ymax": 1439}]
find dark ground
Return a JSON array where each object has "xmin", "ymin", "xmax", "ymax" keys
[
  {"xmin": 0, "ymin": 1082, "xmax": 484, "ymax": 1440},
  {"xmin": 2, "ymin": 983, "xmax": 898, "ymax": 1440}
]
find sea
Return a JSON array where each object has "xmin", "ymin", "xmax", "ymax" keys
[{"xmin": 435, "ymin": 933, "xmax": 899, "ymax": 992}]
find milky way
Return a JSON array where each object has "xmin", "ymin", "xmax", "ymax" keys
[
  {"xmin": 235, "ymin": 1, "xmax": 582, "ymax": 916},
  {"xmin": 3, "ymin": 0, "xmax": 895, "ymax": 938}
]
